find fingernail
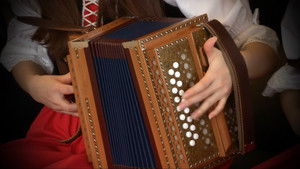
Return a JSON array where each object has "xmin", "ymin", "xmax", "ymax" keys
[
  {"xmin": 177, "ymin": 100, "xmax": 186, "ymax": 112},
  {"xmin": 208, "ymin": 114, "xmax": 215, "ymax": 120}
]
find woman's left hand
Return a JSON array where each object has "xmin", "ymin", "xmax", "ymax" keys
[{"xmin": 177, "ymin": 37, "xmax": 232, "ymax": 120}]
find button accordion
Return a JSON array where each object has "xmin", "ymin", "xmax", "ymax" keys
[{"xmin": 67, "ymin": 14, "xmax": 255, "ymax": 168}]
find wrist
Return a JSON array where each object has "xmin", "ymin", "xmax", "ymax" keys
[{"xmin": 25, "ymin": 74, "xmax": 42, "ymax": 96}]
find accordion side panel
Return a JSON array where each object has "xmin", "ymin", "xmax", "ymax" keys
[
  {"xmin": 126, "ymin": 46, "xmax": 176, "ymax": 169},
  {"xmin": 67, "ymin": 54, "xmax": 92, "ymax": 162},
  {"xmin": 68, "ymin": 46, "xmax": 109, "ymax": 169},
  {"xmin": 153, "ymin": 38, "xmax": 220, "ymax": 168}
]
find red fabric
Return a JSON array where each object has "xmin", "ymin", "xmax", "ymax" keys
[
  {"xmin": 0, "ymin": 106, "xmax": 92, "ymax": 169},
  {"xmin": 83, "ymin": 0, "xmax": 99, "ymax": 26}
]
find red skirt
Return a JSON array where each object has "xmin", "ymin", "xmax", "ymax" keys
[{"xmin": 0, "ymin": 106, "xmax": 92, "ymax": 169}]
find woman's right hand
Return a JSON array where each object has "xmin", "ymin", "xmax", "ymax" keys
[
  {"xmin": 177, "ymin": 37, "xmax": 232, "ymax": 120},
  {"xmin": 27, "ymin": 72, "xmax": 78, "ymax": 115}
]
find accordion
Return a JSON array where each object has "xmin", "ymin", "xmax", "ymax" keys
[{"xmin": 67, "ymin": 14, "xmax": 255, "ymax": 168}]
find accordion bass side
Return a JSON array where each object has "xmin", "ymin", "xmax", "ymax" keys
[{"xmin": 67, "ymin": 14, "xmax": 255, "ymax": 168}]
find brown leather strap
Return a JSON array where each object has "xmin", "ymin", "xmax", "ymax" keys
[
  {"xmin": 17, "ymin": 16, "xmax": 94, "ymax": 33},
  {"xmin": 204, "ymin": 19, "xmax": 255, "ymax": 153},
  {"xmin": 57, "ymin": 126, "xmax": 82, "ymax": 144}
]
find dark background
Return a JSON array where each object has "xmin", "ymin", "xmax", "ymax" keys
[{"xmin": 0, "ymin": 0, "xmax": 299, "ymax": 168}]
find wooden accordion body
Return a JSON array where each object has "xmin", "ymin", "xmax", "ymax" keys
[{"xmin": 67, "ymin": 14, "xmax": 255, "ymax": 168}]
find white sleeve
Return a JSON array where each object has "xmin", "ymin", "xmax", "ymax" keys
[
  {"xmin": 0, "ymin": 0, "xmax": 54, "ymax": 74},
  {"xmin": 164, "ymin": 0, "xmax": 280, "ymax": 54},
  {"xmin": 234, "ymin": 18, "xmax": 280, "ymax": 55},
  {"xmin": 262, "ymin": 64, "xmax": 300, "ymax": 96},
  {"xmin": 0, "ymin": 18, "xmax": 54, "ymax": 74}
]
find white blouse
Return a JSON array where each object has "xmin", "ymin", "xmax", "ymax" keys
[
  {"xmin": 0, "ymin": 0, "xmax": 53, "ymax": 74},
  {"xmin": 1, "ymin": 0, "xmax": 279, "ymax": 75}
]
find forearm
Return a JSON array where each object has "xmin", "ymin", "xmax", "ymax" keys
[
  {"xmin": 11, "ymin": 61, "xmax": 46, "ymax": 94},
  {"xmin": 241, "ymin": 42, "xmax": 278, "ymax": 80}
]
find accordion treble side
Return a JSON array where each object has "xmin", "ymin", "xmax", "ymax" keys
[{"xmin": 67, "ymin": 14, "xmax": 255, "ymax": 169}]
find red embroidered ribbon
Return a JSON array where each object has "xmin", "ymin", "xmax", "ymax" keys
[{"xmin": 82, "ymin": 0, "xmax": 99, "ymax": 27}]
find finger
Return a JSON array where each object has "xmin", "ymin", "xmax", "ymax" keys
[
  {"xmin": 59, "ymin": 84, "xmax": 74, "ymax": 95},
  {"xmin": 48, "ymin": 94, "xmax": 77, "ymax": 112},
  {"xmin": 208, "ymin": 98, "xmax": 227, "ymax": 119},
  {"xmin": 57, "ymin": 100, "xmax": 78, "ymax": 113},
  {"xmin": 190, "ymin": 99, "xmax": 214, "ymax": 120},
  {"xmin": 59, "ymin": 72, "xmax": 73, "ymax": 84},
  {"xmin": 203, "ymin": 36, "xmax": 217, "ymax": 57},
  {"xmin": 190, "ymin": 90, "xmax": 226, "ymax": 120},
  {"xmin": 180, "ymin": 71, "xmax": 227, "ymax": 111},
  {"xmin": 50, "ymin": 101, "xmax": 78, "ymax": 115},
  {"xmin": 182, "ymin": 74, "xmax": 212, "ymax": 99},
  {"xmin": 58, "ymin": 111, "xmax": 79, "ymax": 116},
  {"xmin": 179, "ymin": 82, "xmax": 215, "ymax": 110},
  {"xmin": 65, "ymin": 103, "xmax": 78, "ymax": 113}
]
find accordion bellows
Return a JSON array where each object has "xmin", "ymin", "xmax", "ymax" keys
[{"xmin": 67, "ymin": 14, "xmax": 255, "ymax": 168}]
